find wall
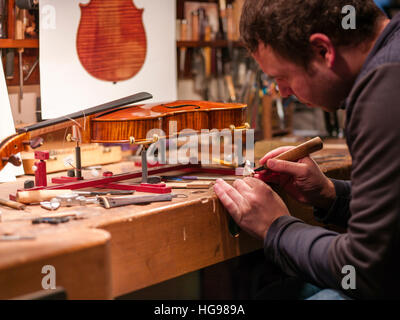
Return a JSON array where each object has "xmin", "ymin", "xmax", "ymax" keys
[{"xmin": 7, "ymin": 84, "xmax": 40, "ymax": 127}]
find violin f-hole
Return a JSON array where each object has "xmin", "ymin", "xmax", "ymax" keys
[{"xmin": 162, "ymin": 104, "xmax": 201, "ymax": 110}]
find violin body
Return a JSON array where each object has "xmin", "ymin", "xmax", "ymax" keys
[
  {"xmin": 0, "ymin": 93, "xmax": 248, "ymax": 172},
  {"xmin": 91, "ymin": 100, "xmax": 247, "ymax": 143},
  {"xmin": 77, "ymin": 0, "xmax": 147, "ymax": 82}
]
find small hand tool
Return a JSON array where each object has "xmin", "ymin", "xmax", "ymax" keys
[
  {"xmin": 32, "ymin": 216, "xmax": 71, "ymax": 225},
  {"xmin": 162, "ymin": 176, "xmax": 236, "ymax": 182},
  {"xmin": 98, "ymin": 193, "xmax": 187, "ymax": 209},
  {"xmin": 17, "ymin": 189, "xmax": 134, "ymax": 204},
  {"xmin": 0, "ymin": 234, "xmax": 36, "ymax": 241},
  {"xmin": 0, "ymin": 198, "xmax": 26, "ymax": 210},
  {"xmin": 55, "ymin": 193, "xmax": 98, "ymax": 207},
  {"xmin": 74, "ymin": 190, "xmax": 134, "ymax": 196},
  {"xmin": 40, "ymin": 193, "xmax": 98, "ymax": 210},
  {"xmin": 40, "ymin": 200, "xmax": 60, "ymax": 211},
  {"xmin": 253, "ymin": 136, "xmax": 323, "ymax": 174},
  {"xmin": 32, "ymin": 212, "xmax": 81, "ymax": 225}
]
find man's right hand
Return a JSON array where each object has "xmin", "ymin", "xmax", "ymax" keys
[{"xmin": 255, "ymin": 146, "xmax": 336, "ymax": 210}]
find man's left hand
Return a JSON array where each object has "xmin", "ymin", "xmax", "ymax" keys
[{"xmin": 213, "ymin": 177, "xmax": 290, "ymax": 241}]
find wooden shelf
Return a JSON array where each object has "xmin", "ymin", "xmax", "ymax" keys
[
  {"xmin": 177, "ymin": 40, "xmax": 243, "ymax": 48},
  {"xmin": 0, "ymin": 39, "xmax": 39, "ymax": 48}
]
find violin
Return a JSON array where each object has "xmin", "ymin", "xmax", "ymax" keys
[
  {"xmin": 0, "ymin": 92, "xmax": 248, "ymax": 172},
  {"xmin": 77, "ymin": 0, "xmax": 147, "ymax": 82}
]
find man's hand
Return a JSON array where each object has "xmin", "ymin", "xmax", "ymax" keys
[
  {"xmin": 213, "ymin": 177, "xmax": 290, "ymax": 240},
  {"xmin": 256, "ymin": 146, "xmax": 336, "ymax": 209}
]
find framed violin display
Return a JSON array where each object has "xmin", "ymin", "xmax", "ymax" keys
[{"xmin": 76, "ymin": 0, "xmax": 147, "ymax": 82}]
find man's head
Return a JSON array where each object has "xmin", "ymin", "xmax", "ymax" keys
[{"xmin": 240, "ymin": 0, "xmax": 387, "ymax": 111}]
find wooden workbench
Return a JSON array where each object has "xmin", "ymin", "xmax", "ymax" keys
[{"xmin": 0, "ymin": 139, "xmax": 351, "ymax": 299}]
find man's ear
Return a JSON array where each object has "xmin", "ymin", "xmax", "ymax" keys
[{"xmin": 309, "ymin": 33, "xmax": 335, "ymax": 68}]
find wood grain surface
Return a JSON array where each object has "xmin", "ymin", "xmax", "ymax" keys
[
  {"xmin": 77, "ymin": 0, "xmax": 147, "ymax": 82},
  {"xmin": 0, "ymin": 139, "xmax": 352, "ymax": 299},
  {"xmin": 91, "ymin": 100, "xmax": 247, "ymax": 143},
  {"xmin": 0, "ymin": 229, "xmax": 111, "ymax": 299}
]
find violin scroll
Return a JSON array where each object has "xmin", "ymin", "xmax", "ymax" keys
[{"xmin": 0, "ymin": 133, "xmax": 43, "ymax": 171}]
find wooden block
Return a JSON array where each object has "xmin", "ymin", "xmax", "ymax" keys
[{"xmin": 0, "ymin": 229, "xmax": 112, "ymax": 299}]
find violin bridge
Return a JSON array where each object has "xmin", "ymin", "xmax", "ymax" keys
[
  {"xmin": 229, "ymin": 123, "xmax": 250, "ymax": 131},
  {"xmin": 129, "ymin": 134, "xmax": 160, "ymax": 146}
]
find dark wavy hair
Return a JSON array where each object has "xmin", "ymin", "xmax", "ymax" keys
[{"xmin": 240, "ymin": 0, "xmax": 386, "ymax": 67}]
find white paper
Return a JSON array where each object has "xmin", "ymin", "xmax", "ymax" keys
[
  {"xmin": 39, "ymin": 0, "xmax": 177, "ymax": 119},
  {"xmin": 0, "ymin": 61, "xmax": 25, "ymax": 182}
]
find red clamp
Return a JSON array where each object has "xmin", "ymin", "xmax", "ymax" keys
[{"xmin": 34, "ymin": 151, "xmax": 49, "ymax": 187}]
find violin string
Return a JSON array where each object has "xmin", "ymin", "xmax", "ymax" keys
[
  {"xmin": 82, "ymin": 109, "xmax": 86, "ymax": 133},
  {"xmin": 61, "ymin": 114, "xmax": 83, "ymax": 150},
  {"xmin": 63, "ymin": 116, "xmax": 81, "ymax": 129},
  {"xmin": 62, "ymin": 127, "xmax": 67, "ymax": 149}
]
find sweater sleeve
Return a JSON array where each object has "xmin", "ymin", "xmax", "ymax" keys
[
  {"xmin": 313, "ymin": 179, "xmax": 352, "ymax": 228},
  {"xmin": 264, "ymin": 216, "xmax": 339, "ymax": 289},
  {"xmin": 328, "ymin": 64, "xmax": 400, "ymax": 298},
  {"xmin": 264, "ymin": 64, "xmax": 400, "ymax": 299}
]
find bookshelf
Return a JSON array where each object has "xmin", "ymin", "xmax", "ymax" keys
[
  {"xmin": 177, "ymin": 40, "xmax": 243, "ymax": 48},
  {"xmin": 0, "ymin": 0, "xmax": 40, "ymax": 86},
  {"xmin": 0, "ymin": 38, "xmax": 38, "ymax": 48},
  {"xmin": 176, "ymin": 0, "xmax": 293, "ymax": 140}
]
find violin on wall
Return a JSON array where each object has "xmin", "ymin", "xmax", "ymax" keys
[
  {"xmin": 76, "ymin": 0, "xmax": 147, "ymax": 82},
  {"xmin": 0, "ymin": 93, "xmax": 248, "ymax": 172}
]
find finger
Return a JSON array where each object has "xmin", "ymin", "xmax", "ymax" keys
[
  {"xmin": 213, "ymin": 183, "xmax": 240, "ymax": 215},
  {"xmin": 233, "ymin": 179, "xmax": 252, "ymax": 193},
  {"xmin": 259, "ymin": 146, "xmax": 295, "ymax": 165},
  {"xmin": 301, "ymin": 155, "xmax": 319, "ymax": 167},
  {"xmin": 242, "ymin": 176, "xmax": 269, "ymax": 189},
  {"xmin": 267, "ymin": 158, "xmax": 309, "ymax": 177},
  {"xmin": 213, "ymin": 182, "xmax": 245, "ymax": 221},
  {"xmin": 215, "ymin": 178, "xmax": 253, "ymax": 210}
]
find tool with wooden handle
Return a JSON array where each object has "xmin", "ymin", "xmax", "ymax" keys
[
  {"xmin": 0, "ymin": 198, "xmax": 26, "ymax": 210},
  {"xmin": 16, "ymin": 190, "xmax": 73, "ymax": 204},
  {"xmin": 253, "ymin": 136, "xmax": 324, "ymax": 173}
]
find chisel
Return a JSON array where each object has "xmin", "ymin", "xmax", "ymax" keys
[
  {"xmin": 253, "ymin": 136, "xmax": 323, "ymax": 173},
  {"xmin": 0, "ymin": 198, "xmax": 26, "ymax": 210}
]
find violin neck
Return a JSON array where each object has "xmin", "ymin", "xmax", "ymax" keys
[{"xmin": 18, "ymin": 92, "xmax": 152, "ymax": 133}]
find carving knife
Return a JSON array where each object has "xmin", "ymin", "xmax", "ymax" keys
[{"xmin": 253, "ymin": 136, "xmax": 324, "ymax": 174}]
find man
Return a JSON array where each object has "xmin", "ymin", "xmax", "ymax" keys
[
  {"xmin": 213, "ymin": 0, "xmax": 400, "ymax": 299},
  {"xmin": 374, "ymin": 0, "xmax": 394, "ymax": 13}
]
